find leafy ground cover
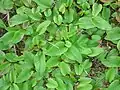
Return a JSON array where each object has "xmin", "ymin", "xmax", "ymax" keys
[{"xmin": 0, "ymin": 0, "xmax": 120, "ymax": 90}]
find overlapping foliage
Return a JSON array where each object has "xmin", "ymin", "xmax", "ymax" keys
[{"xmin": 0, "ymin": 0, "xmax": 120, "ymax": 90}]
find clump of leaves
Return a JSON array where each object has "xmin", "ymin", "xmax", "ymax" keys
[{"xmin": 0, "ymin": 0, "xmax": 120, "ymax": 90}]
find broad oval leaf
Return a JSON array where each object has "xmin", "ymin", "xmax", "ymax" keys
[
  {"xmin": 46, "ymin": 56, "xmax": 60, "ymax": 68},
  {"xmin": 33, "ymin": 0, "xmax": 52, "ymax": 9},
  {"xmin": 45, "ymin": 41, "xmax": 68, "ymax": 56},
  {"xmin": 102, "ymin": 56, "xmax": 120, "ymax": 67},
  {"xmin": 64, "ymin": 8, "xmax": 74, "ymax": 23},
  {"xmin": 92, "ymin": 3, "xmax": 102, "ymax": 17},
  {"xmin": 78, "ymin": 77, "xmax": 92, "ymax": 86},
  {"xmin": 9, "ymin": 14, "xmax": 29, "ymax": 27},
  {"xmin": 64, "ymin": 45, "xmax": 82, "ymax": 63},
  {"xmin": 77, "ymin": 84, "xmax": 92, "ymax": 90},
  {"xmin": 46, "ymin": 78, "xmax": 58, "ymax": 88},
  {"xmin": 106, "ymin": 68, "xmax": 117, "ymax": 82},
  {"xmin": 74, "ymin": 64, "xmax": 83, "ymax": 75},
  {"xmin": 102, "ymin": 7, "xmax": 110, "ymax": 21},
  {"xmin": 11, "ymin": 30, "xmax": 24, "ymax": 44},
  {"xmin": 0, "ymin": 62, "xmax": 10, "ymax": 71},
  {"xmin": 56, "ymin": 78, "xmax": 66, "ymax": 90},
  {"xmin": 59, "ymin": 62, "xmax": 71, "ymax": 76},
  {"xmin": 36, "ymin": 20, "xmax": 51, "ymax": 35},
  {"xmin": 16, "ymin": 69, "xmax": 33, "ymax": 83},
  {"xmin": 105, "ymin": 27, "xmax": 120, "ymax": 43},
  {"xmin": 0, "ymin": 31, "xmax": 14, "ymax": 45},
  {"xmin": 88, "ymin": 47, "xmax": 104, "ymax": 57},
  {"xmin": 108, "ymin": 80, "xmax": 120, "ymax": 90},
  {"xmin": 76, "ymin": 17, "xmax": 95, "ymax": 29},
  {"xmin": 53, "ymin": 15, "xmax": 63, "ymax": 25},
  {"xmin": 92, "ymin": 16, "xmax": 112, "ymax": 30},
  {"xmin": 83, "ymin": 59, "xmax": 92, "ymax": 69}
]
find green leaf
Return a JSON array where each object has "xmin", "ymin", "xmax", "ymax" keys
[
  {"xmin": 46, "ymin": 78, "xmax": 58, "ymax": 88},
  {"xmin": 32, "ymin": 35, "xmax": 40, "ymax": 45},
  {"xmin": 88, "ymin": 47, "xmax": 104, "ymax": 57},
  {"xmin": 106, "ymin": 68, "xmax": 116, "ymax": 82},
  {"xmin": 83, "ymin": 60, "xmax": 92, "ymax": 69},
  {"xmin": 9, "ymin": 14, "xmax": 29, "ymax": 27},
  {"xmin": 117, "ymin": 40, "xmax": 120, "ymax": 51},
  {"xmin": 92, "ymin": 3, "xmax": 102, "ymax": 17},
  {"xmin": 53, "ymin": 15, "xmax": 63, "ymax": 25},
  {"xmin": 9, "ymin": 70, "xmax": 17, "ymax": 83},
  {"xmin": 5, "ymin": 53, "xmax": 17, "ymax": 62},
  {"xmin": 34, "ymin": 52, "xmax": 46, "ymax": 76},
  {"xmin": 0, "ymin": 19, "xmax": 5, "ymax": 28},
  {"xmin": 0, "ymin": 50, "xmax": 5, "ymax": 62},
  {"xmin": 78, "ymin": 77, "xmax": 92, "ymax": 86},
  {"xmin": 108, "ymin": 80, "xmax": 120, "ymax": 90},
  {"xmin": 12, "ymin": 83, "xmax": 19, "ymax": 90},
  {"xmin": 102, "ymin": 56, "xmax": 120, "ymax": 67},
  {"xmin": 33, "ymin": 0, "xmax": 52, "ymax": 9},
  {"xmin": 0, "ymin": 31, "xmax": 14, "ymax": 45},
  {"xmin": 77, "ymin": 0, "xmax": 86, "ymax": 4},
  {"xmin": 44, "ymin": 9, "xmax": 52, "ymax": 17},
  {"xmin": 64, "ymin": 45, "xmax": 82, "ymax": 63},
  {"xmin": 102, "ymin": 7, "xmax": 110, "ymax": 21},
  {"xmin": 105, "ymin": 27, "xmax": 120, "ymax": 43},
  {"xmin": 81, "ymin": 48, "xmax": 92, "ymax": 55},
  {"xmin": 77, "ymin": 84, "xmax": 92, "ymax": 90},
  {"xmin": 11, "ymin": 30, "xmax": 24, "ymax": 44},
  {"xmin": 74, "ymin": 64, "xmax": 83, "ymax": 75},
  {"xmin": 59, "ymin": 3, "xmax": 66, "ymax": 14},
  {"xmin": 0, "ymin": 83, "xmax": 10, "ymax": 90},
  {"xmin": 66, "ymin": 83, "xmax": 73, "ymax": 90},
  {"xmin": 56, "ymin": 78, "xmax": 66, "ymax": 90},
  {"xmin": 92, "ymin": 16, "xmax": 112, "ymax": 30},
  {"xmin": 46, "ymin": 56, "xmax": 60, "ymax": 68},
  {"xmin": 92, "ymin": 35, "xmax": 101, "ymax": 41},
  {"xmin": 76, "ymin": 17, "xmax": 95, "ymax": 29},
  {"xmin": 59, "ymin": 62, "xmax": 71, "ymax": 76},
  {"xmin": 64, "ymin": 8, "xmax": 74, "ymax": 23},
  {"xmin": 45, "ymin": 41, "xmax": 68, "ymax": 56},
  {"xmin": 0, "ymin": 62, "xmax": 10, "ymax": 71},
  {"xmin": 66, "ymin": 0, "xmax": 73, "ymax": 7},
  {"xmin": 0, "ymin": 0, "xmax": 13, "ymax": 13},
  {"xmin": 16, "ymin": 69, "xmax": 33, "ymax": 83},
  {"xmin": 22, "ymin": 82, "xmax": 28, "ymax": 90},
  {"xmin": 65, "ymin": 41, "xmax": 72, "ymax": 48},
  {"xmin": 24, "ymin": 52, "xmax": 34, "ymax": 66},
  {"xmin": 36, "ymin": 20, "xmax": 51, "ymax": 35}
]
